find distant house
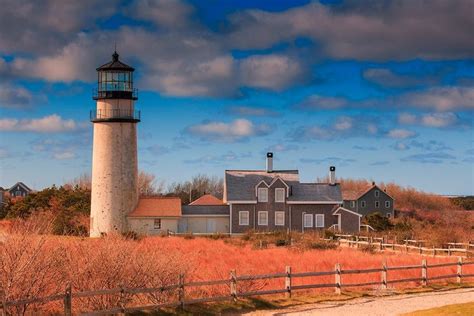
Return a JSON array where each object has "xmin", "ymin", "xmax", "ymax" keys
[
  {"xmin": 179, "ymin": 194, "xmax": 230, "ymax": 234},
  {"xmin": 224, "ymin": 153, "xmax": 361, "ymax": 234},
  {"xmin": 342, "ymin": 182, "xmax": 394, "ymax": 218},
  {"xmin": 127, "ymin": 197, "xmax": 182, "ymax": 235},
  {"xmin": 7, "ymin": 182, "xmax": 32, "ymax": 198}
]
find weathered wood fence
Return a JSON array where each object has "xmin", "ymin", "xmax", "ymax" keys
[
  {"xmin": 333, "ymin": 234, "xmax": 474, "ymax": 257},
  {"xmin": 1, "ymin": 258, "xmax": 473, "ymax": 315}
]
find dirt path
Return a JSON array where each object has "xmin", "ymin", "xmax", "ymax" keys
[{"xmin": 243, "ymin": 288, "xmax": 474, "ymax": 316}]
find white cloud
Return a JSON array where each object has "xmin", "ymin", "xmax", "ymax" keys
[
  {"xmin": 388, "ymin": 129, "xmax": 417, "ymax": 139},
  {"xmin": 0, "ymin": 84, "xmax": 33, "ymax": 108},
  {"xmin": 334, "ymin": 116, "xmax": 353, "ymax": 131},
  {"xmin": 398, "ymin": 113, "xmax": 418, "ymax": 125},
  {"xmin": 239, "ymin": 54, "xmax": 306, "ymax": 91},
  {"xmin": 398, "ymin": 112, "xmax": 460, "ymax": 128},
  {"xmin": 228, "ymin": 1, "xmax": 474, "ymax": 60},
  {"xmin": 402, "ymin": 87, "xmax": 474, "ymax": 111},
  {"xmin": 363, "ymin": 68, "xmax": 438, "ymax": 87},
  {"xmin": 421, "ymin": 113, "xmax": 459, "ymax": 128},
  {"xmin": 0, "ymin": 114, "xmax": 85, "ymax": 133},
  {"xmin": 53, "ymin": 151, "xmax": 76, "ymax": 160},
  {"xmin": 130, "ymin": 0, "xmax": 194, "ymax": 29},
  {"xmin": 228, "ymin": 106, "xmax": 279, "ymax": 117},
  {"xmin": 185, "ymin": 118, "xmax": 271, "ymax": 142}
]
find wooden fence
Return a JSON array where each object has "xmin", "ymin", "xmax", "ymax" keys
[
  {"xmin": 1, "ymin": 258, "xmax": 473, "ymax": 315},
  {"xmin": 333, "ymin": 234, "xmax": 474, "ymax": 257}
]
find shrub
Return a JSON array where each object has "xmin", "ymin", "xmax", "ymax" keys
[
  {"xmin": 275, "ymin": 239, "xmax": 287, "ymax": 247},
  {"xmin": 365, "ymin": 212, "xmax": 393, "ymax": 231}
]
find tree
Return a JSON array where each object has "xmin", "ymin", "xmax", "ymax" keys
[
  {"xmin": 364, "ymin": 212, "xmax": 393, "ymax": 231},
  {"xmin": 167, "ymin": 174, "xmax": 223, "ymax": 205},
  {"xmin": 138, "ymin": 171, "xmax": 164, "ymax": 196}
]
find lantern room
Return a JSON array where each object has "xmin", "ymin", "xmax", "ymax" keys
[{"xmin": 93, "ymin": 51, "xmax": 138, "ymax": 100}]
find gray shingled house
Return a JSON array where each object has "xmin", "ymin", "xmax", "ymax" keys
[
  {"xmin": 223, "ymin": 153, "xmax": 362, "ymax": 234},
  {"xmin": 342, "ymin": 183, "xmax": 395, "ymax": 218}
]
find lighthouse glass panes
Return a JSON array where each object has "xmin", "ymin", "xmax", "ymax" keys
[{"xmin": 98, "ymin": 70, "xmax": 132, "ymax": 93}]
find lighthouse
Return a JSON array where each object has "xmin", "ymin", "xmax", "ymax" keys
[{"xmin": 89, "ymin": 51, "xmax": 140, "ymax": 237}]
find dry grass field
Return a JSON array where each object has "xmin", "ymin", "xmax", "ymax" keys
[{"xmin": 1, "ymin": 228, "xmax": 472, "ymax": 315}]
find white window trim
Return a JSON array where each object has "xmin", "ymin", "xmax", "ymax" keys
[
  {"xmin": 304, "ymin": 214, "xmax": 313, "ymax": 228},
  {"xmin": 275, "ymin": 188, "xmax": 285, "ymax": 203},
  {"xmin": 258, "ymin": 211, "xmax": 268, "ymax": 225},
  {"xmin": 375, "ymin": 190, "xmax": 380, "ymax": 197},
  {"xmin": 350, "ymin": 201, "xmax": 356, "ymax": 208},
  {"xmin": 375, "ymin": 201, "xmax": 380, "ymax": 208},
  {"xmin": 239, "ymin": 211, "xmax": 249, "ymax": 226},
  {"xmin": 315, "ymin": 214, "xmax": 325, "ymax": 228},
  {"xmin": 275, "ymin": 211, "xmax": 285, "ymax": 226},
  {"xmin": 257, "ymin": 187, "xmax": 268, "ymax": 202},
  {"xmin": 385, "ymin": 201, "xmax": 391, "ymax": 208},
  {"xmin": 361, "ymin": 200, "xmax": 366, "ymax": 207},
  {"xmin": 386, "ymin": 212, "xmax": 392, "ymax": 218}
]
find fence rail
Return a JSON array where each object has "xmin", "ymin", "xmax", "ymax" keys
[
  {"xmin": 332, "ymin": 234, "xmax": 474, "ymax": 257},
  {"xmin": 1, "ymin": 257, "xmax": 472, "ymax": 315}
]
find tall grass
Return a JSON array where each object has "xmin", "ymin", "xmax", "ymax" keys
[{"xmin": 1, "ymin": 230, "xmax": 472, "ymax": 315}]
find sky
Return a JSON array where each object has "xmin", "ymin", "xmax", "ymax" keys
[{"xmin": 0, "ymin": 0, "xmax": 473, "ymax": 195}]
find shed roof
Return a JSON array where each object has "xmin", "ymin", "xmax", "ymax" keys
[
  {"xmin": 128, "ymin": 197, "xmax": 181, "ymax": 217},
  {"xmin": 189, "ymin": 194, "xmax": 224, "ymax": 205}
]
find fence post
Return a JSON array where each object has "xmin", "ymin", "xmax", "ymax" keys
[
  {"xmin": 64, "ymin": 283, "xmax": 72, "ymax": 316},
  {"xmin": 379, "ymin": 240, "xmax": 383, "ymax": 251},
  {"xmin": 457, "ymin": 257, "xmax": 463, "ymax": 284},
  {"xmin": 178, "ymin": 274, "xmax": 185, "ymax": 310},
  {"xmin": 448, "ymin": 245, "xmax": 451, "ymax": 256},
  {"xmin": 285, "ymin": 266, "xmax": 292, "ymax": 298},
  {"xmin": 419, "ymin": 244, "xmax": 422, "ymax": 255},
  {"xmin": 335, "ymin": 263, "xmax": 341, "ymax": 295},
  {"xmin": 381, "ymin": 262, "xmax": 387, "ymax": 290},
  {"xmin": 230, "ymin": 270, "xmax": 237, "ymax": 301},
  {"xmin": 356, "ymin": 236, "xmax": 359, "ymax": 248},
  {"xmin": 433, "ymin": 247, "xmax": 436, "ymax": 257},
  {"xmin": 421, "ymin": 259, "xmax": 427, "ymax": 286}
]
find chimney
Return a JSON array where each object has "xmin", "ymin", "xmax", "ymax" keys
[
  {"xmin": 329, "ymin": 166, "xmax": 336, "ymax": 185},
  {"xmin": 266, "ymin": 152, "xmax": 273, "ymax": 173}
]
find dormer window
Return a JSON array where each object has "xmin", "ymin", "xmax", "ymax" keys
[
  {"xmin": 257, "ymin": 188, "xmax": 268, "ymax": 202},
  {"xmin": 275, "ymin": 188, "xmax": 285, "ymax": 203}
]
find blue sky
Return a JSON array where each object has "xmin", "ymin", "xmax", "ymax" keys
[{"xmin": 0, "ymin": 0, "xmax": 473, "ymax": 195}]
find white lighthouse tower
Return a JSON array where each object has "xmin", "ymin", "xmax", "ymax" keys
[{"xmin": 90, "ymin": 51, "xmax": 140, "ymax": 237}]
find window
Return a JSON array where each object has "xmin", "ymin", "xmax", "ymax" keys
[
  {"xmin": 385, "ymin": 201, "xmax": 391, "ymax": 208},
  {"xmin": 386, "ymin": 212, "xmax": 392, "ymax": 218},
  {"xmin": 315, "ymin": 214, "xmax": 325, "ymax": 228},
  {"xmin": 361, "ymin": 201, "xmax": 366, "ymax": 208},
  {"xmin": 257, "ymin": 188, "xmax": 268, "ymax": 202},
  {"xmin": 275, "ymin": 211, "xmax": 285, "ymax": 226},
  {"xmin": 275, "ymin": 188, "xmax": 285, "ymax": 203},
  {"xmin": 154, "ymin": 219, "xmax": 161, "ymax": 229},
  {"xmin": 304, "ymin": 214, "xmax": 313, "ymax": 228},
  {"xmin": 258, "ymin": 211, "xmax": 268, "ymax": 225},
  {"xmin": 239, "ymin": 211, "xmax": 249, "ymax": 225},
  {"xmin": 350, "ymin": 201, "xmax": 356, "ymax": 208},
  {"xmin": 375, "ymin": 190, "xmax": 380, "ymax": 197},
  {"xmin": 375, "ymin": 201, "xmax": 380, "ymax": 208}
]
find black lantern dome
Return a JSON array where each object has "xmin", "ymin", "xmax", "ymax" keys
[{"xmin": 93, "ymin": 51, "xmax": 138, "ymax": 100}]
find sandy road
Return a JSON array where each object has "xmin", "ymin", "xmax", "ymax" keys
[{"xmin": 243, "ymin": 288, "xmax": 474, "ymax": 316}]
